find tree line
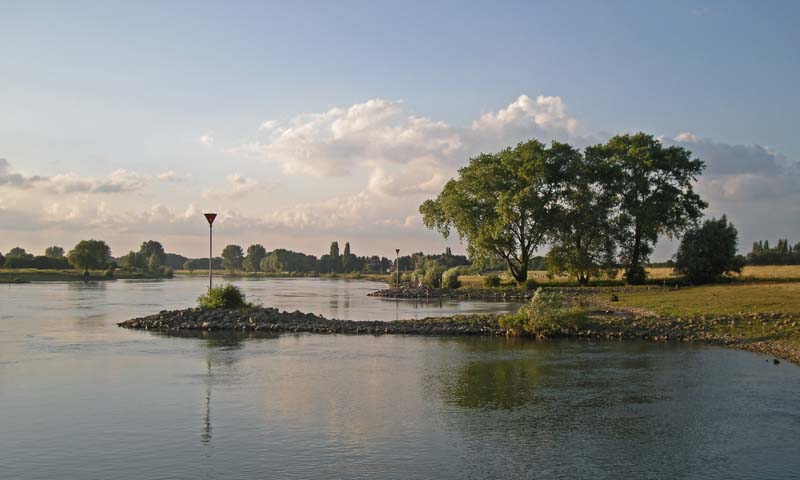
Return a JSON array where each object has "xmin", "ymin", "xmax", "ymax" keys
[
  {"xmin": 747, "ymin": 239, "xmax": 800, "ymax": 265},
  {"xmin": 421, "ymin": 133, "xmax": 708, "ymax": 285}
]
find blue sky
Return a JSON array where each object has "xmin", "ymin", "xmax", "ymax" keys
[{"xmin": 1, "ymin": 1, "xmax": 799, "ymax": 259}]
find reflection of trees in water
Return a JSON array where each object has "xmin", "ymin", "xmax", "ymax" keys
[{"xmin": 428, "ymin": 338, "xmax": 715, "ymax": 477}]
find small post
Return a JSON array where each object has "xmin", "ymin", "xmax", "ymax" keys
[
  {"xmin": 204, "ymin": 213, "xmax": 217, "ymax": 290},
  {"xmin": 395, "ymin": 248, "xmax": 400, "ymax": 286}
]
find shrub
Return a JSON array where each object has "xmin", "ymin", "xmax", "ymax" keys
[
  {"xmin": 197, "ymin": 284, "xmax": 249, "ymax": 309},
  {"xmin": 103, "ymin": 268, "xmax": 115, "ymax": 279},
  {"xmin": 523, "ymin": 278, "xmax": 538, "ymax": 290},
  {"xmin": 499, "ymin": 288, "xmax": 586, "ymax": 336},
  {"xmin": 388, "ymin": 272, "xmax": 412, "ymax": 286},
  {"xmin": 159, "ymin": 265, "xmax": 174, "ymax": 278},
  {"xmin": 675, "ymin": 215, "xmax": 744, "ymax": 284},
  {"xmin": 442, "ymin": 267, "xmax": 461, "ymax": 289},
  {"xmin": 423, "ymin": 265, "xmax": 446, "ymax": 288},
  {"xmin": 483, "ymin": 274, "xmax": 501, "ymax": 287}
]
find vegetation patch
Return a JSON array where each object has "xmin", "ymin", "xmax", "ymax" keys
[
  {"xmin": 197, "ymin": 284, "xmax": 250, "ymax": 309},
  {"xmin": 500, "ymin": 288, "xmax": 586, "ymax": 336}
]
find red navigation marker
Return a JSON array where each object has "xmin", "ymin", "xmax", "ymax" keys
[{"xmin": 204, "ymin": 213, "xmax": 217, "ymax": 225}]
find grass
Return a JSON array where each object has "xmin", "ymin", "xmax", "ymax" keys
[
  {"xmin": 0, "ymin": 268, "xmax": 166, "ymax": 283},
  {"xmin": 611, "ymin": 282, "xmax": 800, "ymax": 317}
]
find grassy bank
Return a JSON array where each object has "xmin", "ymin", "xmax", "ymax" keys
[
  {"xmin": 578, "ymin": 282, "xmax": 800, "ymax": 364},
  {"xmin": 0, "ymin": 269, "xmax": 168, "ymax": 283}
]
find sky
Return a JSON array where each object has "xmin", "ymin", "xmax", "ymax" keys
[{"xmin": 1, "ymin": 0, "xmax": 799, "ymax": 260}]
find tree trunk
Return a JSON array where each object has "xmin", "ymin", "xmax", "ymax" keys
[{"xmin": 626, "ymin": 225, "xmax": 645, "ymax": 285}]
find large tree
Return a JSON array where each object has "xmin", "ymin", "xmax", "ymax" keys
[
  {"xmin": 221, "ymin": 244, "xmax": 244, "ymax": 271},
  {"xmin": 328, "ymin": 241, "xmax": 341, "ymax": 273},
  {"xmin": 420, "ymin": 140, "xmax": 571, "ymax": 283},
  {"xmin": 546, "ymin": 149, "xmax": 617, "ymax": 285},
  {"xmin": 243, "ymin": 244, "xmax": 267, "ymax": 272},
  {"xmin": 67, "ymin": 240, "xmax": 111, "ymax": 273},
  {"xmin": 587, "ymin": 133, "xmax": 706, "ymax": 284}
]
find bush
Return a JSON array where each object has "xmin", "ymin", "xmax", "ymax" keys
[
  {"xmin": 499, "ymin": 288, "xmax": 586, "ymax": 335},
  {"xmin": 388, "ymin": 272, "xmax": 412, "ymax": 286},
  {"xmin": 442, "ymin": 267, "xmax": 461, "ymax": 289},
  {"xmin": 423, "ymin": 265, "xmax": 446, "ymax": 288},
  {"xmin": 159, "ymin": 265, "xmax": 174, "ymax": 278},
  {"xmin": 523, "ymin": 278, "xmax": 538, "ymax": 290},
  {"xmin": 483, "ymin": 274, "xmax": 501, "ymax": 287},
  {"xmin": 197, "ymin": 284, "xmax": 249, "ymax": 309},
  {"xmin": 675, "ymin": 215, "xmax": 744, "ymax": 284}
]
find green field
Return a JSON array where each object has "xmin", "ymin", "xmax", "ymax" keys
[{"xmin": 611, "ymin": 282, "xmax": 800, "ymax": 317}]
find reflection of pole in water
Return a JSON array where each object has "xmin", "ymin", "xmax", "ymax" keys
[{"xmin": 202, "ymin": 359, "xmax": 212, "ymax": 444}]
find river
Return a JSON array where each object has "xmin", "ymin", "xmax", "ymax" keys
[{"xmin": 1, "ymin": 277, "xmax": 798, "ymax": 479}]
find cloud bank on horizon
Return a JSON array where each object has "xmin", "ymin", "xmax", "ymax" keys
[{"xmin": 1, "ymin": 94, "xmax": 798, "ymax": 258}]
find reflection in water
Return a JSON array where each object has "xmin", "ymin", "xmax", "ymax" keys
[{"xmin": 1, "ymin": 280, "xmax": 799, "ymax": 479}]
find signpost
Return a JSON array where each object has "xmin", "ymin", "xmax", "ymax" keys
[
  {"xmin": 204, "ymin": 213, "xmax": 217, "ymax": 290},
  {"xmin": 395, "ymin": 248, "xmax": 400, "ymax": 286}
]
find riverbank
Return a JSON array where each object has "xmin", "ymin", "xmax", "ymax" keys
[
  {"xmin": 0, "ymin": 268, "xmax": 169, "ymax": 283},
  {"xmin": 368, "ymin": 285, "xmax": 532, "ymax": 300}
]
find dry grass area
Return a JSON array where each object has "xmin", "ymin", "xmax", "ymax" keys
[{"xmin": 612, "ymin": 282, "xmax": 800, "ymax": 317}]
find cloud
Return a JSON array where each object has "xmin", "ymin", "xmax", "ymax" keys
[
  {"xmin": 202, "ymin": 173, "xmax": 262, "ymax": 199},
  {"xmin": 471, "ymin": 94, "xmax": 579, "ymax": 134},
  {"xmin": 259, "ymin": 120, "xmax": 277, "ymax": 131},
  {"xmin": 666, "ymin": 133, "xmax": 800, "ymax": 204},
  {"xmin": 46, "ymin": 169, "xmax": 148, "ymax": 194},
  {"xmin": 0, "ymin": 158, "xmax": 46, "ymax": 188},
  {"xmin": 200, "ymin": 133, "xmax": 214, "ymax": 145},
  {"xmin": 670, "ymin": 133, "xmax": 787, "ymax": 175},
  {"xmin": 157, "ymin": 170, "xmax": 187, "ymax": 182}
]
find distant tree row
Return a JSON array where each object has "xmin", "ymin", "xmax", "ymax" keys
[
  {"xmin": 212, "ymin": 241, "xmax": 405, "ymax": 274},
  {"xmin": 747, "ymin": 239, "xmax": 800, "ymax": 265},
  {"xmin": 1, "ymin": 246, "xmax": 70, "ymax": 269}
]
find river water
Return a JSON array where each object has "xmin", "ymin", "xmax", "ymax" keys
[{"xmin": 1, "ymin": 277, "xmax": 799, "ymax": 479}]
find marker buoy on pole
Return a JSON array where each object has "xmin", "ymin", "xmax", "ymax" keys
[{"xmin": 204, "ymin": 213, "xmax": 217, "ymax": 290}]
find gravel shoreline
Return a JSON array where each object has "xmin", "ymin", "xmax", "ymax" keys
[{"xmin": 118, "ymin": 306, "xmax": 800, "ymax": 365}]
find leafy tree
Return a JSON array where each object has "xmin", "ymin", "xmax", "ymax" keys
[
  {"xmin": 260, "ymin": 249, "xmax": 317, "ymax": 273},
  {"xmin": 546, "ymin": 149, "xmax": 617, "ymax": 285},
  {"xmin": 420, "ymin": 140, "xmax": 571, "ymax": 283},
  {"xmin": 67, "ymin": 240, "xmax": 111, "ymax": 273},
  {"xmin": 138, "ymin": 241, "xmax": 165, "ymax": 267},
  {"xmin": 675, "ymin": 215, "xmax": 744, "ymax": 284},
  {"xmin": 328, "ymin": 241, "xmax": 341, "ymax": 273},
  {"xmin": 148, "ymin": 252, "xmax": 161, "ymax": 273},
  {"xmin": 6, "ymin": 247, "xmax": 31, "ymax": 259},
  {"xmin": 44, "ymin": 246, "xmax": 65, "ymax": 258},
  {"xmin": 221, "ymin": 244, "xmax": 244, "ymax": 271},
  {"xmin": 243, "ymin": 244, "xmax": 267, "ymax": 272},
  {"xmin": 587, "ymin": 133, "xmax": 706, "ymax": 284},
  {"xmin": 183, "ymin": 258, "xmax": 222, "ymax": 271},
  {"xmin": 0, "ymin": 252, "xmax": 4, "ymax": 266},
  {"xmin": 342, "ymin": 242, "xmax": 353, "ymax": 272}
]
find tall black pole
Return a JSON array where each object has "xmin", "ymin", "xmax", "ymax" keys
[
  {"xmin": 209, "ymin": 223, "xmax": 213, "ymax": 291},
  {"xmin": 395, "ymin": 248, "xmax": 400, "ymax": 286}
]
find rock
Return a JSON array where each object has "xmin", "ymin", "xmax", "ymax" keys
[{"xmin": 773, "ymin": 359, "xmax": 780, "ymax": 365}]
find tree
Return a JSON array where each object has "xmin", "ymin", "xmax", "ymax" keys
[
  {"xmin": 44, "ymin": 246, "xmax": 65, "ymax": 258},
  {"xmin": 420, "ymin": 140, "xmax": 571, "ymax": 283},
  {"xmin": 342, "ymin": 242, "xmax": 354, "ymax": 272},
  {"xmin": 546, "ymin": 148, "xmax": 617, "ymax": 285},
  {"xmin": 0, "ymin": 252, "xmax": 4, "ymax": 267},
  {"xmin": 675, "ymin": 215, "xmax": 744, "ymax": 284},
  {"xmin": 148, "ymin": 252, "xmax": 162, "ymax": 272},
  {"xmin": 221, "ymin": 244, "xmax": 244, "ymax": 271},
  {"xmin": 138, "ymin": 241, "xmax": 165, "ymax": 268},
  {"xmin": 67, "ymin": 240, "xmax": 111, "ymax": 273},
  {"xmin": 587, "ymin": 133, "xmax": 706, "ymax": 284},
  {"xmin": 329, "ymin": 241, "xmax": 341, "ymax": 273},
  {"xmin": 6, "ymin": 247, "xmax": 31, "ymax": 258},
  {"xmin": 243, "ymin": 244, "xmax": 267, "ymax": 272}
]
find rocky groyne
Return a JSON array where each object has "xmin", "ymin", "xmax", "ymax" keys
[
  {"xmin": 118, "ymin": 307, "xmax": 506, "ymax": 336},
  {"xmin": 368, "ymin": 286, "xmax": 531, "ymax": 300}
]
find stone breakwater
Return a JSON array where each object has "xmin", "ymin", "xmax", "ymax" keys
[
  {"xmin": 368, "ymin": 286, "xmax": 531, "ymax": 300},
  {"xmin": 117, "ymin": 307, "xmax": 507, "ymax": 336}
]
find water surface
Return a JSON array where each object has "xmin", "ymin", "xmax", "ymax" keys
[{"xmin": 1, "ymin": 277, "xmax": 798, "ymax": 479}]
